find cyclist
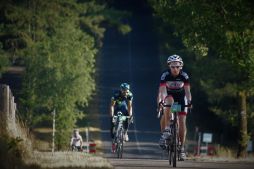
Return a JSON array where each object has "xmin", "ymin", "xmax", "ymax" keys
[
  {"xmin": 70, "ymin": 129, "xmax": 83, "ymax": 151},
  {"xmin": 157, "ymin": 54, "xmax": 192, "ymax": 160},
  {"xmin": 110, "ymin": 83, "xmax": 133, "ymax": 152}
]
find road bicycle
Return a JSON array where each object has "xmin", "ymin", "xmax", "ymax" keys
[
  {"xmin": 158, "ymin": 102, "xmax": 190, "ymax": 167},
  {"xmin": 70, "ymin": 145, "xmax": 83, "ymax": 152},
  {"xmin": 112, "ymin": 111, "xmax": 132, "ymax": 158}
]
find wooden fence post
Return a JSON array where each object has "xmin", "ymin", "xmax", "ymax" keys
[{"xmin": 1, "ymin": 85, "xmax": 9, "ymax": 130}]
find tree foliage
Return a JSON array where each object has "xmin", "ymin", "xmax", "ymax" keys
[
  {"xmin": 0, "ymin": 0, "xmax": 130, "ymax": 149},
  {"xmin": 150, "ymin": 0, "xmax": 254, "ymax": 157}
]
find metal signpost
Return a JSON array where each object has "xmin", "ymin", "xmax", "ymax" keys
[
  {"xmin": 202, "ymin": 133, "xmax": 212, "ymax": 155},
  {"xmin": 52, "ymin": 109, "xmax": 56, "ymax": 154}
]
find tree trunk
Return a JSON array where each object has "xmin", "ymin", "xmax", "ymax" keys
[{"xmin": 237, "ymin": 91, "xmax": 249, "ymax": 158}]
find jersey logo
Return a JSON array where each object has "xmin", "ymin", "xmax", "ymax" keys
[{"xmin": 166, "ymin": 81, "xmax": 184, "ymax": 89}]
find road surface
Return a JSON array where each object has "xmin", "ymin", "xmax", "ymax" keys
[
  {"xmin": 109, "ymin": 158, "xmax": 254, "ymax": 169},
  {"xmin": 98, "ymin": 12, "xmax": 161, "ymax": 159}
]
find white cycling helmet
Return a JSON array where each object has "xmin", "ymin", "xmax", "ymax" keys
[
  {"xmin": 167, "ymin": 54, "xmax": 183, "ymax": 66},
  {"xmin": 120, "ymin": 83, "xmax": 130, "ymax": 91}
]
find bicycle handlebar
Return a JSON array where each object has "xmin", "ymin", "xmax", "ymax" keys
[
  {"xmin": 113, "ymin": 115, "xmax": 132, "ymax": 119},
  {"xmin": 157, "ymin": 103, "xmax": 192, "ymax": 118},
  {"xmin": 112, "ymin": 114, "xmax": 134, "ymax": 124},
  {"xmin": 162, "ymin": 104, "xmax": 192, "ymax": 108}
]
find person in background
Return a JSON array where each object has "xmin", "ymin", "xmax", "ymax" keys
[{"xmin": 70, "ymin": 129, "xmax": 83, "ymax": 151}]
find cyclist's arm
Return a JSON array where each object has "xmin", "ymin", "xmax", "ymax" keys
[
  {"xmin": 110, "ymin": 100, "xmax": 115, "ymax": 117},
  {"xmin": 79, "ymin": 135, "xmax": 83, "ymax": 147},
  {"xmin": 127, "ymin": 100, "xmax": 133, "ymax": 116},
  {"xmin": 184, "ymin": 85, "xmax": 192, "ymax": 103},
  {"xmin": 157, "ymin": 85, "xmax": 167, "ymax": 105}
]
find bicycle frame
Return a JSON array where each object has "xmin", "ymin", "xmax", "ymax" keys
[
  {"xmin": 113, "ymin": 112, "xmax": 129, "ymax": 158},
  {"xmin": 169, "ymin": 103, "xmax": 182, "ymax": 167},
  {"xmin": 159, "ymin": 102, "xmax": 188, "ymax": 167}
]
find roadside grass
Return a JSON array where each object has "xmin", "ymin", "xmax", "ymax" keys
[
  {"xmin": 25, "ymin": 151, "xmax": 112, "ymax": 169},
  {"xmin": 187, "ymin": 145, "xmax": 254, "ymax": 162},
  {"xmin": 30, "ymin": 88, "xmax": 106, "ymax": 168},
  {"xmin": 32, "ymin": 126, "xmax": 102, "ymax": 152},
  {"xmin": 1, "ymin": 101, "xmax": 110, "ymax": 169},
  {"xmin": 1, "ymin": 119, "xmax": 112, "ymax": 169},
  {"xmin": 215, "ymin": 146, "xmax": 237, "ymax": 158},
  {"xmin": 0, "ymin": 118, "xmax": 33, "ymax": 169}
]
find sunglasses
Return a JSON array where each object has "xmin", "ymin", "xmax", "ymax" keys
[
  {"xmin": 121, "ymin": 89, "xmax": 129, "ymax": 93},
  {"xmin": 170, "ymin": 66, "xmax": 181, "ymax": 69}
]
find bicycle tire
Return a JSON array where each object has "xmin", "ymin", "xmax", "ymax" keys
[
  {"xmin": 117, "ymin": 128, "xmax": 124, "ymax": 158},
  {"xmin": 119, "ymin": 142, "xmax": 123, "ymax": 158},
  {"xmin": 167, "ymin": 124, "xmax": 177, "ymax": 167},
  {"xmin": 167, "ymin": 141, "xmax": 171, "ymax": 165},
  {"xmin": 173, "ymin": 130, "xmax": 177, "ymax": 167},
  {"xmin": 168, "ymin": 144, "xmax": 172, "ymax": 165},
  {"xmin": 172, "ymin": 123, "xmax": 177, "ymax": 167},
  {"xmin": 117, "ymin": 143, "xmax": 122, "ymax": 158}
]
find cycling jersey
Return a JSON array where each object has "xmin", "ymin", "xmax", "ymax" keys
[
  {"xmin": 111, "ymin": 90, "xmax": 133, "ymax": 116},
  {"xmin": 110, "ymin": 90, "xmax": 133, "ymax": 139},
  {"xmin": 160, "ymin": 69, "xmax": 190, "ymax": 96},
  {"xmin": 70, "ymin": 134, "xmax": 83, "ymax": 147},
  {"xmin": 159, "ymin": 69, "xmax": 190, "ymax": 113}
]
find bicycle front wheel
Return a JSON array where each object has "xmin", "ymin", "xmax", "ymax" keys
[
  {"xmin": 117, "ymin": 129, "xmax": 124, "ymax": 158},
  {"xmin": 168, "ymin": 144, "xmax": 172, "ymax": 165},
  {"xmin": 172, "ymin": 125, "xmax": 177, "ymax": 167}
]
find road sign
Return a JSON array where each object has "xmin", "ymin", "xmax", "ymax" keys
[{"xmin": 203, "ymin": 133, "xmax": 212, "ymax": 143}]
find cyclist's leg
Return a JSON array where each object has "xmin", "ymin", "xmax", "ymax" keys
[
  {"xmin": 71, "ymin": 144, "xmax": 75, "ymax": 151},
  {"xmin": 159, "ymin": 95, "xmax": 174, "ymax": 148},
  {"xmin": 122, "ymin": 109, "xmax": 129, "ymax": 130},
  {"xmin": 160, "ymin": 114, "xmax": 165, "ymax": 132},
  {"xmin": 178, "ymin": 115, "xmax": 187, "ymax": 146},
  {"xmin": 177, "ymin": 96, "xmax": 188, "ymax": 145},
  {"xmin": 110, "ymin": 117, "xmax": 115, "ymax": 139},
  {"xmin": 179, "ymin": 114, "xmax": 187, "ymax": 160},
  {"xmin": 177, "ymin": 96, "xmax": 188, "ymax": 159},
  {"xmin": 123, "ymin": 120, "xmax": 129, "ymax": 141},
  {"xmin": 163, "ymin": 95, "xmax": 174, "ymax": 130},
  {"xmin": 121, "ymin": 108, "xmax": 129, "ymax": 141},
  {"xmin": 111, "ymin": 110, "xmax": 118, "ymax": 152}
]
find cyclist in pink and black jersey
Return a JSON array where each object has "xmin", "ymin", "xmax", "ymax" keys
[{"xmin": 157, "ymin": 54, "xmax": 192, "ymax": 160}]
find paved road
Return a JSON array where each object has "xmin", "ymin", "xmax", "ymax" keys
[
  {"xmin": 109, "ymin": 158, "xmax": 254, "ymax": 169},
  {"xmin": 98, "ymin": 13, "xmax": 162, "ymax": 160}
]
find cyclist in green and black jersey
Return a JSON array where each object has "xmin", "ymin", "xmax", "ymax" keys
[{"xmin": 110, "ymin": 83, "xmax": 133, "ymax": 152}]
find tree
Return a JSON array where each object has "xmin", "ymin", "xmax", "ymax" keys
[
  {"xmin": 151, "ymin": 0, "xmax": 254, "ymax": 157},
  {"xmin": 0, "ymin": 0, "xmax": 131, "ymax": 149}
]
